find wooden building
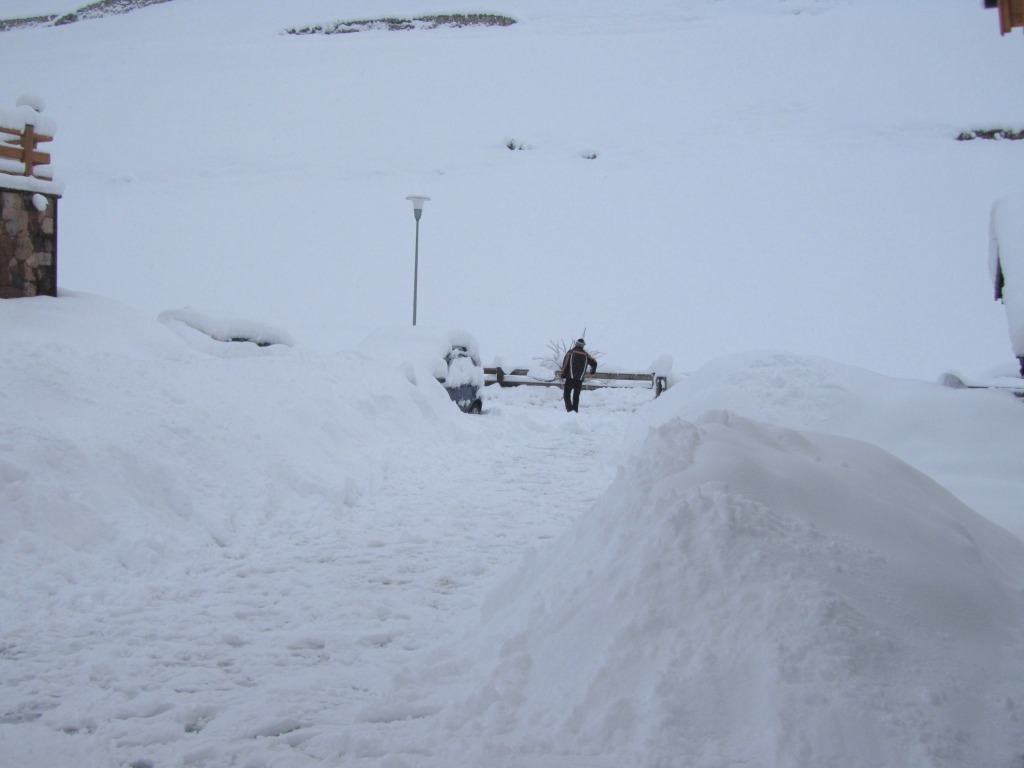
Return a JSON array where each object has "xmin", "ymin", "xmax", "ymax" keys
[{"xmin": 985, "ymin": 0, "xmax": 1024, "ymax": 35}]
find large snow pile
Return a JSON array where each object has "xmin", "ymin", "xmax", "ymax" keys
[
  {"xmin": 441, "ymin": 410, "xmax": 1024, "ymax": 767},
  {"xmin": 629, "ymin": 351, "xmax": 1024, "ymax": 540},
  {"xmin": 990, "ymin": 194, "xmax": 1024, "ymax": 358},
  {"xmin": 0, "ymin": 293, "xmax": 465, "ymax": 572}
]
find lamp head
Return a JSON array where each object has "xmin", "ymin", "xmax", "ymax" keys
[{"xmin": 406, "ymin": 195, "xmax": 430, "ymax": 220}]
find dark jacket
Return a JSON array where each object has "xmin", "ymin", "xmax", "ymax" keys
[{"xmin": 561, "ymin": 345, "xmax": 597, "ymax": 381}]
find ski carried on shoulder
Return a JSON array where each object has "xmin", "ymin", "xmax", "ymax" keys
[{"xmin": 940, "ymin": 373, "xmax": 1024, "ymax": 398}]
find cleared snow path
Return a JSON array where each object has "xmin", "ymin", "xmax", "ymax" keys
[{"xmin": 1, "ymin": 383, "xmax": 651, "ymax": 768}]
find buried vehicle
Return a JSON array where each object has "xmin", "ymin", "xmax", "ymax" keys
[
  {"xmin": 443, "ymin": 343, "xmax": 485, "ymax": 413},
  {"xmin": 358, "ymin": 326, "xmax": 484, "ymax": 414}
]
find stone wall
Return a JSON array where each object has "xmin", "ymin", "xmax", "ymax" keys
[{"xmin": 0, "ymin": 187, "xmax": 58, "ymax": 298}]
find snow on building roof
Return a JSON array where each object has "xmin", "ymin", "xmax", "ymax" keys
[{"xmin": 989, "ymin": 194, "xmax": 1024, "ymax": 356}]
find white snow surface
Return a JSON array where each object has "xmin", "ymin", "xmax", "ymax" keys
[
  {"xmin": 2, "ymin": 2, "xmax": 1024, "ymax": 767},
  {"xmin": 3, "ymin": 293, "xmax": 1024, "ymax": 768}
]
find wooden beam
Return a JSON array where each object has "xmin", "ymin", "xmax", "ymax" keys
[
  {"xmin": 0, "ymin": 123, "xmax": 53, "ymax": 176},
  {"xmin": 0, "ymin": 144, "xmax": 51, "ymax": 166},
  {"xmin": 1011, "ymin": 0, "xmax": 1024, "ymax": 29}
]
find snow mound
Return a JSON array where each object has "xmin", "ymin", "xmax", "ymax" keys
[
  {"xmin": 630, "ymin": 351, "xmax": 1024, "ymax": 542},
  {"xmin": 358, "ymin": 325, "xmax": 482, "ymax": 388},
  {"xmin": 455, "ymin": 410, "xmax": 1024, "ymax": 767},
  {"xmin": 0, "ymin": 294, "xmax": 461, "ymax": 570},
  {"xmin": 158, "ymin": 307, "xmax": 294, "ymax": 353}
]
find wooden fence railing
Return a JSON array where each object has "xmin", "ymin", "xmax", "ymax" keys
[
  {"xmin": 484, "ymin": 367, "xmax": 668, "ymax": 397},
  {"xmin": 0, "ymin": 122, "xmax": 53, "ymax": 179}
]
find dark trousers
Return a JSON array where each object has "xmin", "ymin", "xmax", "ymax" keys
[{"xmin": 563, "ymin": 378, "xmax": 583, "ymax": 412}]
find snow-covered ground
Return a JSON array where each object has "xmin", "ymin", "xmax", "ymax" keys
[
  {"xmin": 2, "ymin": 294, "xmax": 1023, "ymax": 767},
  {"xmin": 2, "ymin": 1, "xmax": 1024, "ymax": 766}
]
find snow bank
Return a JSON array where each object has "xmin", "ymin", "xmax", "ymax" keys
[
  {"xmin": 629, "ymin": 351, "xmax": 1024, "ymax": 542},
  {"xmin": 358, "ymin": 325, "xmax": 483, "ymax": 390},
  {"xmin": 450, "ymin": 410, "xmax": 1024, "ymax": 767},
  {"xmin": 0, "ymin": 294, "xmax": 462, "ymax": 574},
  {"xmin": 990, "ymin": 194, "xmax": 1024, "ymax": 358}
]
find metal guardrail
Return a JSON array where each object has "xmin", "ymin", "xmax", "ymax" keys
[{"xmin": 484, "ymin": 367, "xmax": 668, "ymax": 397}]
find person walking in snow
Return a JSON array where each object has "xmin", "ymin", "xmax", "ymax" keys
[{"xmin": 560, "ymin": 338, "xmax": 597, "ymax": 412}]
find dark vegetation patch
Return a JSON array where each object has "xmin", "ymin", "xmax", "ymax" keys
[
  {"xmin": 956, "ymin": 128, "xmax": 1024, "ymax": 141},
  {"xmin": 505, "ymin": 140, "xmax": 599, "ymax": 159},
  {"xmin": 0, "ymin": 14, "xmax": 55, "ymax": 31},
  {"xmin": 0, "ymin": 0, "xmax": 173, "ymax": 30},
  {"xmin": 285, "ymin": 14, "xmax": 516, "ymax": 35}
]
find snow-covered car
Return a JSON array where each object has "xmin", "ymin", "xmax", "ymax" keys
[
  {"xmin": 442, "ymin": 344, "xmax": 485, "ymax": 413},
  {"xmin": 358, "ymin": 326, "xmax": 484, "ymax": 414}
]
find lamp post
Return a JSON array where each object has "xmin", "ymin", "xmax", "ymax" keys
[{"xmin": 406, "ymin": 195, "xmax": 430, "ymax": 326}]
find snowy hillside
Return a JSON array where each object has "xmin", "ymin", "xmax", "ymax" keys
[
  {"xmin": 2, "ymin": 1, "xmax": 1024, "ymax": 767},
  {"xmin": 1, "ymin": 0, "xmax": 1023, "ymax": 378}
]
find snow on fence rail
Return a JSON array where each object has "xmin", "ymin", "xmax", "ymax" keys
[
  {"xmin": 0, "ymin": 97, "xmax": 54, "ymax": 181},
  {"xmin": 484, "ymin": 367, "xmax": 668, "ymax": 397}
]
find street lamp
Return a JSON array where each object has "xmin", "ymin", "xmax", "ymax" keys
[{"xmin": 406, "ymin": 195, "xmax": 430, "ymax": 326}]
